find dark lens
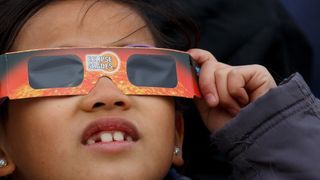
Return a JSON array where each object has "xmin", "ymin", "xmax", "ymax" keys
[
  {"xmin": 28, "ymin": 55, "xmax": 83, "ymax": 89},
  {"xmin": 127, "ymin": 54, "xmax": 177, "ymax": 88}
]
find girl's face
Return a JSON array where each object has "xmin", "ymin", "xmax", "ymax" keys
[{"xmin": 0, "ymin": 1, "xmax": 183, "ymax": 179}]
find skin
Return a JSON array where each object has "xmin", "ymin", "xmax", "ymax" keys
[
  {"xmin": 189, "ymin": 49, "xmax": 277, "ymax": 131},
  {"xmin": 0, "ymin": 1, "xmax": 183, "ymax": 179},
  {"xmin": 0, "ymin": 0, "xmax": 277, "ymax": 179}
]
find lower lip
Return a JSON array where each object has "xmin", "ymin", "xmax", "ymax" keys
[{"xmin": 84, "ymin": 141, "xmax": 136, "ymax": 153}]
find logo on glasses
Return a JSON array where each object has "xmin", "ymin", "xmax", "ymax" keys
[{"xmin": 86, "ymin": 51, "xmax": 121, "ymax": 74}]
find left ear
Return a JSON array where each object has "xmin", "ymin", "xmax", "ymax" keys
[{"xmin": 172, "ymin": 112, "xmax": 184, "ymax": 167}]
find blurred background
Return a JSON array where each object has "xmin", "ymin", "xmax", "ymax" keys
[
  {"xmin": 185, "ymin": 0, "xmax": 319, "ymax": 96},
  {"xmin": 280, "ymin": 0, "xmax": 320, "ymax": 97},
  {"xmin": 182, "ymin": 1, "xmax": 320, "ymax": 178}
]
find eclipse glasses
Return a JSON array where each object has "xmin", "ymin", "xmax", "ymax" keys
[{"xmin": 0, "ymin": 47, "xmax": 200, "ymax": 100}]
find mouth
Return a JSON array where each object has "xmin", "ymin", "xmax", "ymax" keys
[{"xmin": 82, "ymin": 118, "xmax": 139, "ymax": 146}]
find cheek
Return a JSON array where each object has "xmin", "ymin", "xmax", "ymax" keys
[
  {"xmin": 136, "ymin": 97, "xmax": 176, "ymax": 142},
  {"xmin": 6, "ymin": 98, "xmax": 71, "ymax": 140},
  {"xmin": 3, "ymin": 98, "xmax": 77, "ymax": 174},
  {"xmin": 134, "ymin": 97, "xmax": 177, "ymax": 173}
]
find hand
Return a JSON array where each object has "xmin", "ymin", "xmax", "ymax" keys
[{"xmin": 188, "ymin": 49, "xmax": 277, "ymax": 132}]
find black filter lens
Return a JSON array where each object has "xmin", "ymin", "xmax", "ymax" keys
[
  {"xmin": 28, "ymin": 55, "xmax": 84, "ymax": 89},
  {"xmin": 127, "ymin": 54, "xmax": 177, "ymax": 88}
]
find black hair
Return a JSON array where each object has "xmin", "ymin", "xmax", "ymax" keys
[{"xmin": 0, "ymin": 0, "xmax": 199, "ymax": 54}]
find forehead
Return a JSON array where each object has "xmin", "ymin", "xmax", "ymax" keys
[{"xmin": 12, "ymin": 0, "xmax": 153, "ymax": 51}]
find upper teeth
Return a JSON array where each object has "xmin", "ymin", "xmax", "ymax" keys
[
  {"xmin": 113, "ymin": 131, "xmax": 124, "ymax": 141},
  {"xmin": 86, "ymin": 131, "xmax": 133, "ymax": 145},
  {"xmin": 101, "ymin": 132, "xmax": 113, "ymax": 142}
]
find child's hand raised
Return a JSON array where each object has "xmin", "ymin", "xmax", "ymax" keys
[{"xmin": 188, "ymin": 49, "xmax": 277, "ymax": 132}]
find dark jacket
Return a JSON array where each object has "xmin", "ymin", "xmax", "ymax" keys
[
  {"xmin": 170, "ymin": 73, "xmax": 320, "ymax": 179},
  {"xmin": 213, "ymin": 73, "xmax": 320, "ymax": 179}
]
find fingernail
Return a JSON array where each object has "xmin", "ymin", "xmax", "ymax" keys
[{"xmin": 205, "ymin": 93, "xmax": 217, "ymax": 106}]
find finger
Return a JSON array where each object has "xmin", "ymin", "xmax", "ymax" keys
[
  {"xmin": 227, "ymin": 68, "xmax": 250, "ymax": 106},
  {"xmin": 215, "ymin": 68, "xmax": 241, "ymax": 115},
  {"xmin": 230, "ymin": 65, "xmax": 277, "ymax": 101},
  {"xmin": 187, "ymin": 49, "xmax": 230, "ymax": 72},
  {"xmin": 188, "ymin": 49, "xmax": 219, "ymax": 106},
  {"xmin": 187, "ymin": 49, "xmax": 218, "ymax": 65},
  {"xmin": 188, "ymin": 49, "xmax": 234, "ymax": 107},
  {"xmin": 198, "ymin": 60, "xmax": 219, "ymax": 106}
]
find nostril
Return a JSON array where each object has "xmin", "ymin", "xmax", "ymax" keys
[
  {"xmin": 91, "ymin": 101, "xmax": 126, "ymax": 109},
  {"xmin": 93, "ymin": 102, "xmax": 105, "ymax": 108},
  {"xmin": 114, "ymin": 101, "xmax": 125, "ymax": 106}
]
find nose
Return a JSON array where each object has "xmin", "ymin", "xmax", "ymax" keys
[{"xmin": 79, "ymin": 77, "xmax": 131, "ymax": 112}]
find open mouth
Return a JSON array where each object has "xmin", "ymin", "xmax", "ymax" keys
[
  {"xmin": 86, "ymin": 131, "xmax": 135, "ymax": 145},
  {"xmin": 82, "ymin": 118, "xmax": 139, "ymax": 146}
]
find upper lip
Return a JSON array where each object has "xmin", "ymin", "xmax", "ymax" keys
[{"xmin": 82, "ymin": 118, "xmax": 139, "ymax": 145}]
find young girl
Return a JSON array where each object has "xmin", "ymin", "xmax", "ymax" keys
[{"xmin": 0, "ymin": 0, "xmax": 319, "ymax": 179}]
